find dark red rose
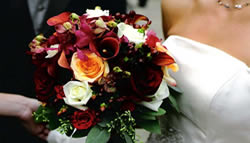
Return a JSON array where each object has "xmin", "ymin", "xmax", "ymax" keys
[
  {"xmin": 71, "ymin": 109, "xmax": 96, "ymax": 130},
  {"xmin": 121, "ymin": 101, "xmax": 135, "ymax": 112},
  {"xmin": 57, "ymin": 31, "xmax": 75, "ymax": 45},
  {"xmin": 34, "ymin": 68, "xmax": 55, "ymax": 102},
  {"xmin": 54, "ymin": 85, "xmax": 65, "ymax": 100},
  {"xmin": 130, "ymin": 65, "xmax": 163, "ymax": 97},
  {"xmin": 48, "ymin": 34, "xmax": 59, "ymax": 46}
]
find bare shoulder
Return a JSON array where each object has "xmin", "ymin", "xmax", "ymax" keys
[
  {"xmin": 161, "ymin": 0, "xmax": 195, "ymax": 37},
  {"xmin": 161, "ymin": 0, "xmax": 194, "ymax": 13}
]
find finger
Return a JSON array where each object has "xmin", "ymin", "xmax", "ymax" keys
[
  {"xmin": 34, "ymin": 124, "xmax": 45, "ymax": 135},
  {"xmin": 30, "ymin": 98, "xmax": 41, "ymax": 111},
  {"xmin": 38, "ymin": 133, "xmax": 48, "ymax": 141},
  {"xmin": 43, "ymin": 128, "xmax": 50, "ymax": 135}
]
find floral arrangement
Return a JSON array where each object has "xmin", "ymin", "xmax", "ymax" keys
[{"xmin": 29, "ymin": 7, "xmax": 179, "ymax": 143}]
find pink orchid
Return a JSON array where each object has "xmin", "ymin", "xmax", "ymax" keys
[{"xmin": 75, "ymin": 16, "xmax": 95, "ymax": 48}]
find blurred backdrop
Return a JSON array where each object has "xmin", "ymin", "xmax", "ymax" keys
[{"xmin": 127, "ymin": 0, "xmax": 164, "ymax": 40}]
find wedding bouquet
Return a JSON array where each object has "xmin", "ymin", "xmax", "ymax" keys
[{"xmin": 29, "ymin": 7, "xmax": 179, "ymax": 143}]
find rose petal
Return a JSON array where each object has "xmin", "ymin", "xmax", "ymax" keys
[{"xmin": 103, "ymin": 61, "xmax": 109, "ymax": 77}]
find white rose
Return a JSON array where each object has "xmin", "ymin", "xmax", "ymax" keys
[
  {"xmin": 117, "ymin": 23, "xmax": 146, "ymax": 44},
  {"xmin": 140, "ymin": 79, "xmax": 169, "ymax": 111},
  {"xmin": 45, "ymin": 44, "xmax": 59, "ymax": 58},
  {"xmin": 63, "ymin": 81, "xmax": 92, "ymax": 110},
  {"xmin": 86, "ymin": 8, "xmax": 109, "ymax": 19}
]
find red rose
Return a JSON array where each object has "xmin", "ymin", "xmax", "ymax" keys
[
  {"xmin": 130, "ymin": 65, "xmax": 163, "ymax": 97},
  {"xmin": 71, "ymin": 109, "xmax": 96, "ymax": 130},
  {"xmin": 54, "ymin": 85, "xmax": 65, "ymax": 100},
  {"xmin": 34, "ymin": 68, "xmax": 55, "ymax": 102},
  {"xmin": 121, "ymin": 101, "xmax": 135, "ymax": 112}
]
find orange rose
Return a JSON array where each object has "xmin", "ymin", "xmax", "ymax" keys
[{"xmin": 71, "ymin": 50, "xmax": 109, "ymax": 82}]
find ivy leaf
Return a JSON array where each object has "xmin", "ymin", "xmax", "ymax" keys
[
  {"xmin": 97, "ymin": 112, "xmax": 115, "ymax": 127},
  {"xmin": 169, "ymin": 95, "xmax": 180, "ymax": 113},
  {"xmin": 136, "ymin": 119, "xmax": 161, "ymax": 134},
  {"xmin": 135, "ymin": 114, "xmax": 156, "ymax": 120},
  {"xmin": 124, "ymin": 133, "xmax": 133, "ymax": 143},
  {"xmin": 135, "ymin": 106, "xmax": 166, "ymax": 117},
  {"xmin": 48, "ymin": 115, "xmax": 60, "ymax": 130},
  {"xmin": 98, "ymin": 117, "xmax": 113, "ymax": 127},
  {"xmin": 86, "ymin": 125, "xmax": 110, "ymax": 143},
  {"xmin": 143, "ymin": 108, "xmax": 166, "ymax": 116},
  {"xmin": 169, "ymin": 85, "xmax": 183, "ymax": 94}
]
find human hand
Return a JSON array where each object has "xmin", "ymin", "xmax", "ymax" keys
[{"xmin": 18, "ymin": 97, "xmax": 50, "ymax": 140}]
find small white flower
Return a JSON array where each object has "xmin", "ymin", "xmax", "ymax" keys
[
  {"xmin": 45, "ymin": 44, "xmax": 59, "ymax": 58},
  {"xmin": 140, "ymin": 79, "xmax": 170, "ymax": 111},
  {"xmin": 117, "ymin": 22, "xmax": 146, "ymax": 44},
  {"xmin": 63, "ymin": 81, "xmax": 93, "ymax": 110},
  {"xmin": 86, "ymin": 8, "xmax": 109, "ymax": 19}
]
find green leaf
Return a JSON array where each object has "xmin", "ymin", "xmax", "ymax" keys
[
  {"xmin": 98, "ymin": 116, "xmax": 113, "ymax": 128},
  {"xmin": 135, "ymin": 114, "xmax": 156, "ymax": 120},
  {"xmin": 98, "ymin": 112, "xmax": 116, "ymax": 127},
  {"xmin": 86, "ymin": 125, "xmax": 110, "ymax": 143},
  {"xmin": 136, "ymin": 120, "xmax": 161, "ymax": 134},
  {"xmin": 48, "ymin": 115, "xmax": 60, "ymax": 130},
  {"xmin": 144, "ymin": 108, "xmax": 166, "ymax": 116},
  {"xmin": 124, "ymin": 133, "xmax": 133, "ymax": 143},
  {"xmin": 47, "ymin": 109, "xmax": 60, "ymax": 130},
  {"xmin": 33, "ymin": 105, "xmax": 60, "ymax": 129},
  {"xmin": 169, "ymin": 95, "xmax": 180, "ymax": 113},
  {"xmin": 169, "ymin": 85, "xmax": 183, "ymax": 94},
  {"xmin": 135, "ymin": 106, "xmax": 166, "ymax": 116}
]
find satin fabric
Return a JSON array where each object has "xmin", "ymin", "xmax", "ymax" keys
[{"xmin": 161, "ymin": 35, "xmax": 250, "ymax": 143}]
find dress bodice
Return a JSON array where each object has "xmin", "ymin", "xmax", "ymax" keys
[{"xmin": 148, "ymin": 35, "xmax": 250, "ymax": 143}]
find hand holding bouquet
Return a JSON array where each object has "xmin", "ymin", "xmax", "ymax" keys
[{"xmin": 29, "ymin": 7, "xmax": 179, "ymax": 143}]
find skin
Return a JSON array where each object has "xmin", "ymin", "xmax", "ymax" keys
[
  {"xmin": 0, "ymin": 93, "xmax": 49, "ymax": 140},
  {"xmin": 161, "ymin": 0, "xmax": 250, "ymax": 67}
]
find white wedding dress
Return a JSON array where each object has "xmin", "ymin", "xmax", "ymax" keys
[
  {"xmin": 47, "ymin": 35, "xmax": 250, "ymax": 143},
  {"xmin": 148, "ymin": 35, "xmax": 250, "ymax": 143}
]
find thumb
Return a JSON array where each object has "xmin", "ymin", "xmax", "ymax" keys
[{"xmin": 29, "ymin": 98, "xmax": 42, "ymax": 111}]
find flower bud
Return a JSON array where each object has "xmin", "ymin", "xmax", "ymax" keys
[{"xmin": 63, "ymin": 22, "xmax": 72, "ymax": 30}]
